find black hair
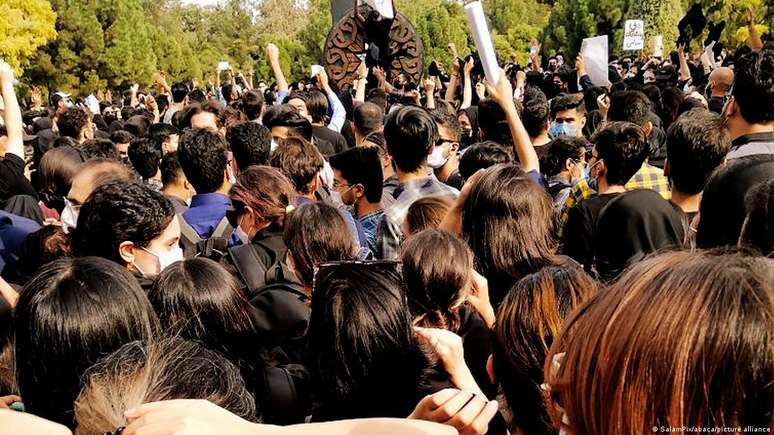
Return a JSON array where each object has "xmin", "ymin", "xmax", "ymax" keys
[
  {"xmin": 177, "ymin": 128, "xmax": 228, "ymax": 193},
  {"xmin": 226, "ymin": 121, "xmax": 272, "ymax": 170},
  {"xmin": 477, "ymin": 99, "xmax": 511, "ymax": 145},
  {"xmin": 171, "ymin": 82, "xmax": 189, "ymax": 103},
  {"xmin": 592, "ymin": 121, "xmax": 649, "ymax": 185},
  {"xmin": 306, "ymin": 89, "xmax": 329, "ymax": 124},
  {"xmin": 58, "ymin": 107, "xmax": 90, "ymax": 139},
  {"xmin": 384, "ymin": 106, "xmax": 438, "ymax": 173},
  {"xmin": 458, "ymin": 141, "xmax": 513, "ymax": 182},
  {"xmin": 582, "ymin": 86, "xmax": 607, "ymax": 113},
  {"xmin": 328, "ymin": 146, "xmax": 384, "ymax": 203},
  {"xmin": 128, "ymin": 137, "xmax": 162, "ymax": 179},
  {"xmin": 522, "ymin": 86, "xmax": 549, "ymax": 138},
  {"xmin": 431, "ymin": 110, "xmax": 462, "ymax": 142},
  {"xmin": 187, "ymin": 88, "xmax": 206, "ymax": 103},
  {"xmin": 110, "ymin": 130, "xmax": 134, "ymax": 144},
  {"xmin": 308, "ymin": 262, "xmax": 430, "ymax": 420},
  {"xmin": 732, "ymin": 43, "xmax": 774, "ymax": 124},
  {"xmin": 38, "ymin": 146, "xmax": 85, "ymax": 211},
  {"xmin": 123, "ymin": 115, "xmax": 152, "ymax": 138},
  {"xmin": 740, "ymin": 179, "xmax": 774, "ymax": 255},
  {"xmin": 666, "ymin": 109, "xmax": 730, "ymax": 195},
  {"xmin": 263, "ymin": 105, "xmax": 314, "ymax": 141},
  {"xmin": 14, "ymin": 256, "xmax": 158, "ymax": 427},
  {"xmin": 354, "ymin": 102, "xmax": 385, "ymax": 137},
  {"xmin": 541, "ymin": 136, "xmax": 586, "ymax": 177},
  {"xmin": 181, "ymin": 101, "xmax": 224, "ymax": 130},
  {"xmin": 159, "ymin": 151, "xmax": 184, "ymax": 187},
  {"xmin": 71, "ymin": 181, "xmax": 174, "ymax": 265},
  {"xmin": 549, "ymin": 93, "xmax": 585, "ymax": 119},
  {"xmin": 79, "ymin": 139, "xmax": 121, "ymax": 161},
  {"xmin": 241, "ymin": 89, "xmax": 265, "ymax": 121},
  {"xmin": 607, "ymin": 90, "xmax": 652, "ymax": 128},
  {"xmin": 147, "ymin": 123, "xmax": 180, "ymax": 141}
]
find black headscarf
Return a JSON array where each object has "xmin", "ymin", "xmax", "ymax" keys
[
  {"xmin": 594, "ymin": 189, "xmax": 686, "ymax": 280},
  {"xmin": 458, "ymin": 106, "xmax": 479, "ymax": 150}
]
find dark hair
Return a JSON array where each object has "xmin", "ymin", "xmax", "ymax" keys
[
  {"xmin": 241, "ymin": 89, "xmax": 265, "ymax": 121},
  {"xmin": 545, "ymin": 251, "xmax": 774, "ymax": 435},
  {"xmin": 263, "ymin": 105, "xmax": 314, "ymax": 141},
  {"xmin": 269, "ymin": 136, "xmax": 324, "ymax": 194},
  {"xmin": 15, "ymin": 257, "xmax": 158, "ymax": 427},
  {"xmin": 187, "ymin": 88, "xmax": 206, "ymax": 104},
  {"xmin": 362, "ymin": 131, "xmax": 386, "ymax": 150},
  {"xmin": 549, "ymin": 94, "xmax": 585, "ymax": 119},
  {"xmin": 17, "ymin": 225, "xmax": 72, "ymax": 281},
  {"xmin": 283, "ymin": 202, "xmax": 356, "ymax": 286},
  {"xmin": 123, "ymin": 115, "xmax": 152, "ymax": 138},
  {"xmin": 666, "ymin": 109, "xmax": 730, "ymax": 195},
  {"xmin": 226, "ymin": 121, "xmax": 272, "ymax": 170},
  {"xmin": 147, "ymin": 123, "xmax": 180, "ymax": 141},
  {"xmin": 582, "ymin": 86, "xmax": 607, "ymax": 113},
  {"xmin": 182, "ymin": 101, "xmax": 224, "ymax": 130},
  {"xmin": 74, "ymin": 338, "xmax": 256, "ymax": 435},
  {"xmin": 171, "ymin": 82, "xmax": 189, "ymax": 103},
  {"xmin": 431, "ymin": 110, "xmax": 461, "ymax": 142},
  {"xmin": 354, "ymin": 102, "xmax": 384, "ymax": 137},
  {"xmin": 58, "ymin": 107, "xmax": 90, "ymax": 139},
  {"xmin": 109, "ymin": 130, "xmax": 133, "ymax": 145},
  {"xmin": 740, "ymin": 179, "xmax": 774, "ymax": 255},
  {"xmin": 38, "ymin": 146, "xmax": 85, "ymax": 211},
  {"xmin": 306, "ymin": 89, "xmax": 329, "ymax": 124},
  {"xmin": 365, "ymin": 88, "xmax": 388, "ymax": 111},
  {"xmin": 70, "ymin": 159, "xmax": 134, "ymax": 203},
  {"xmin": 606, "ymin": 90, "xmax": 651, "ymax": 128},
  {"xmin": 401, "ymin": 230, "xmax": 473, "ymax": 331},
  {"xmin": 79, "ymin": 139, "xmax": 120, "ymax": 161},
  {"xmin": 493, "ymin": 266, "xmax": 597, "ymax": 435},
  {"xmin": 522, "ymin": 86, "xmax": 549, "ymax": 138},
  {"xmin": 404, "ymin": 196, "xmax": 453, "ymax": 235},
  {"xmin": 328, "ymin": 146, "xmax": 383, "ymax": 203},
  {"xmin": 458, "ymin": 141, "xmax": 513, "ymax": 182},
  {"xmin": 230, "ymin": 165, "xmax": 296, "ymax": 232},
  {"xmin": 477, "ymin": 99, "xmax": 511, "ymax": 145},
  {"xmin": 159, "ymin": 151, "xmax": 184, "ymax": 187},
  {"xmin": 127, "ymin": 137, "xmax": 162, "ymax": 179},
  {"xmin": 308, "ymin": 262, "xmax": 430, "ymax": 420},
  {"xmin": 541, "ymin": 136, "xmax": 586, "ymax": 177},
  {"xmin": 462, "ymin": 164, "xmax": 559, "ymax": 306},
  {"xmin": 732, "ymin": 43, "xmax": 774, "ymax": 124},
  {"xmin": 71, "ymin": 181, "xmax": 174, "ymax": 265},
  {"xmin": 592, "ymin": 121, "xmax": 648, "ymax": 185},
  {"xmin": 384, "ymin": 106, "xmax": 437, "ymax": 173},
  {"xmin": 177, "ymin": 128, "xmax": 228, "ymax": 193}
]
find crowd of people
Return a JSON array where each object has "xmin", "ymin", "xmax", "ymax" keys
[{"xmin": 0, "ymin": 15, "xmax": 772, "ymax": 435}]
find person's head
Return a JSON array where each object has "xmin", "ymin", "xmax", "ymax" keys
[
  {"xmin": 147, "ymin": 258, "xmax": 260, "ymax": 366},
  {"xmin": 66, "ymin": 159, "xmax": 133, "ymax": 206},
  {"xmin": 58, "ymin": 107, "xmax": 93, "ymax": 142},
  {"xmin": 177, "ymin": 128, "xmax": 230, "ymax": 194},
  {"xmin": 522, "ymin": 86, "xmax": 550, "ymax": 139},
  {"xmin": 182, "ymin": 101, "xmax": 224, "ymax": 132},
  {"xmin": 74, "ymin": 338, "xmax": 256, "ymax": 435},
  {"xmin": 269, "ymin": 136, "xmax": 324, "ymax": 196},
  {"xmin": 147, "ymin": 123, "xmax": 180, "ymax": 154},
  {"xmin": 400, "ymin": 229, "xmax": 472, "ymax": 331},
  {"xmin": 545, "ymin": 251, "xmax": 774, "ymax": 435},
  {"xmin": 384, "ymin": 106, "xmax": 438, "ymax": 173},
  {"xmin": 457, "ymin": 141, "xmax": 513, "ymax": 182},
  {"xmin": 492, "ymin": 266, "xmax": 597, "ymax": 435},
  {"xmin": 15, "ymin": 257, "xmax": 159, "ymax": 427},
  {"xmin": 478, "ymin": 99, "xmax": 511, "ymax": 145},
  {"xmin": 589, "ymin": 121, "xmax": 649, "ymax": 187},
  {"xmin": 541, "ymin": 136, "xmax": 586, "ymax": 180},
  {"xmin": 366, "ymin": 88, "xmax": 388, "ymax": 111},
  {"xmin": 241, "ymin": 89, "xmax": 265, "ymax": 121},
  {"xmin": 263, "ymin": 105, "xmax": 314, "ymax": 142},
  {"xmin": 285, "ymin": 91, "xmax": 311, "ymax": 122},
  {"xmin": 38, "ymin": 146, "xmax": 85, "ymax": 213},
  {"xmin": 78, "ymin": 138, "xmax": 120, "ymax": 161},
  {"xmin": 403, "ymin": 195, "xmax": 453, "ymax": 238},
  {"xmin": 159, "ymin": 151, "xmax": 193, "ymax": 199},
  {"xmin": 283, "ymin": 202, "xmax": 357, "ymax": 287},
  {"xmin": 127, "ymin": 137, "xmax": 162, "ymax": 180},
  {"xmin": 354, "ymin": 102, "xmax": 385, "ymax": 143},
  {"xmin": 708, "ymin": 67, "xmax": 733, "ymax": 96},
  {"xmin": 123, "ymin": 115, "xmax": 152, "ymax": 138},
  {"xmin": 739, "ymin": 179, "xmax": 774, "ymax": 255},
  {"xmin": 308, "ymin": 261, "xmax": 429, "ymax": 420},
  {"xmin": 306, "ymin": 89, "xmax": 329, "ymax": 125},
  {"xmin": 462, "ymin": 164, "xmax": 558, "ymax": 305},
  {"xmin": 110, "ymin": 130, "xmax": 134, "ymax": 161},
  {"xmin": 170, "ymin": 81, "xmax": 190, "ymax": 104},
  {"xmin": 329, "ymin": 146, "xmax": 383, "ymax": 207},
  {"xmin": 549, "ymin": 94, "xmax": 586, "ymax": 138},
  {"xmin": 71, "ymin": 181, "xmax": 180, "ymax": 276},
  {"xmin": 457, "ymin": 107, "xmax": 479, "ymax": 147},
  {"xmin": 665, "ymin": 109, "xmax": 730, "ymax": 195},
  {"xmin": 228, "ymin": 165, "xmax": 296, "ymax": 241},
  {"xmin": 607, "ymin": 90, "xmax": 653, "ymax": 136},
  {"xmin": 724, "ymin": 43, "xmax": 774, "ymax": 139},
  {"xmin": 226, "ymin": 121, "xmax": 272, "ymax": 171},
  {"xmin": 429, "ymin": 111, "xmax": 461, "ymax": 170}
]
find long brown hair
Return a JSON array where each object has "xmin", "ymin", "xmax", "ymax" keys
[
  {"xmin": 230, "ymin": 165, "xmax": 296, "ymax": 231},
  {"xmin": 545, "ymin": 251, "xmax": 774, "ymax": 435},
  {"xmin": 492, "ymin": 266, "xmax": 597, "ymax": 435}
]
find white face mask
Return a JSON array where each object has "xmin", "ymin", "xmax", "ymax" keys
[
  {"xmin": 60, "ymin": 199, "xmax": 80, "ymax": 234},
  {"xmin": 427, "ymin": 145, "xmax": 448, "ymax": 169},
  {"xmin": 270, "ymin": 139, "xmax": 279, "ymax": 153},
  {"xmin": 139, "ymin": 246, "xmax": 184, "ymax": 276}
]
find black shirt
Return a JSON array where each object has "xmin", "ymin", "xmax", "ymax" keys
[
  {"xmin": 0, "ymin": 153, "xmax": 37, "ymax": 204},
  {"xmin": 313, "ymin": 126, "xmax": 348, "ymax": 155},
  {"xmin": 561, "ymin": 192, "xmax": 622, "ymax": 272}
]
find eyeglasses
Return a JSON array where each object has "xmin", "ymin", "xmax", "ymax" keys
[
  {"xmin": 435, "ymin": 138, "xmax": 457, "ymax": 147},
  {"xmin": 103, "ymin": 427, "xmax": 125, "ymax": 435}
]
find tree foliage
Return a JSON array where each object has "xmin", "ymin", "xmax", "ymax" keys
[{"xmin": 0, "ymin": 0, "xmax": 57, "ymax": 75}]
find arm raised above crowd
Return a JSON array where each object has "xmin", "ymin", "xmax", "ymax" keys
[
  {"xmin": 266, "ymin": 43, "xmax": 289, "ymax": 94},
  {"xmin": 746, "ymin": 7, "xmax": 763, "ymax": 52},
  {"xmin": 0, "ymin": 60, "xmax": 24, "ymax": 159}
]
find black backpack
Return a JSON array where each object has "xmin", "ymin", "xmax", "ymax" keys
[{"xmin": 178, "ymin": 215, "xmax": 233, "ymax": 261}]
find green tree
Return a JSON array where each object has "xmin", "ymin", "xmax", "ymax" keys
[
  {"xmin": 486, "ymin": 0, "xmax": 551, "ymax": 64},
  {"xmin": 542, "ymin": 0, "xmax": 597, "ymax": 58},
  {"xmin": 0, "ymin": 0, "xmax": 57, "ymax": 74},
  {"xmin": 102, "ymin": 0, "xmax": 158, "ymax": 89},
  {"xmin": 625, "ymin": 0, "xmax": 682, "ymax": 54},
  {"xmin": 397, "ymin": 0, "xmax": 472, "ymax": 70}
]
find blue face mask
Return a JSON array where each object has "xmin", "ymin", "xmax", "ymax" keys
[
  {"xmin": 584, "ymin": 160, "xmax": 602, "ymax": 191},
  {"xmin": 549, "ymin": 122, "xmax": 577, "ymax": 138}
]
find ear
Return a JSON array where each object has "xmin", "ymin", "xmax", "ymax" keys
[
  {"xmin": 578, "ymin": 115, "xmax": 587, "ymax": 130},
  {"xmin": 309, "ymin": 174, "xmax": 320, "ymax": 195},
  {"xmin": 119, "ymin": 241, "xmax": 137, "ymax": 265},
  {"xmin": 725, "ymin": 97, "xmax": 737, "ymax": 117},
  {"xmin": 564, "ymin": 158, "xmax": 574, "ymax": 172},
  {"xmin": 449, "ymin": 142, "xmax": 460, "ymax": 154},
  {"xmin": 663, "ymin": 159, "xmax": 671, "ymax": 177},
  {"xmin": 643, "ymin": 120, "xmax": 653, "ymax": 137},
  {"xmin": 486, "ymin": 355, "xmax": 496, "ymax": 385}
]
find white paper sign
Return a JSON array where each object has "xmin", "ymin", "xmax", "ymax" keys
[
  {"xmin": 310, "ymin": 65, "xmax": 324, "ymax": 78},
  {"xmin": 581, "ymin": 35, "xmax": 609, "ymax": 87},
  {"xmin": 217, "ymin": 61, "xmax": 230, "ymax": 71},
  {"xmin": 622, "ymin": 20, "xmax": 644, "ymax": 50},
  {"xmin": 464, "ymin": 2, "xmax": 500, "ymax": 85},
  {"xmin": 651, "ymin": 35, "xmax": 664, "ymax": 58}
]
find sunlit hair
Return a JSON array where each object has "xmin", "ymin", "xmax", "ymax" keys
[
  {"xmin": 404, "ymin": 196, "xmax": 453, "ymax": 236},
  {"xmin": 545, "ymin": 251, "xmax": 774, "ymax": 435}
]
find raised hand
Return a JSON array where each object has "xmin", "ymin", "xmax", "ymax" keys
[
  {"xmin": 265, "ymin": 43, "xmax": 280, "ymax": 63},
  {"xmin": 464, "ymin": 58, "xmax": 474, "ymax": 76}
]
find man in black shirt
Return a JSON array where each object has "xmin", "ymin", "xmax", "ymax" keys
[
  {"xmin": 307, "ymin": 89, "xmax": 349, "ymax": 154},
  {"xmin": 561, "ymin": 122, "xmax": 649, "ymax": 272},
  {"xmin": 0, "ymin": 61, "xmax": 37, "ymax": 205}
]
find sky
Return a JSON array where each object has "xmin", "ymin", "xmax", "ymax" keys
[{"xmin": 179, "ymin": 0, "xmax": 222, "ymax": 6}]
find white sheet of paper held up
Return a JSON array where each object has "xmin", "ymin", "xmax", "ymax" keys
[
  {"xmin": 464, "ymin": 2, "xmax": 500, "ymax": 85},
  {"xmin": 581, "ymin": 35, "xmax": 609, "ymax": 87}
]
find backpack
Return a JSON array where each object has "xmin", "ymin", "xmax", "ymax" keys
[{"xmin": 178, "ymin": 215, "xmax": 233, "ymax": 261}]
